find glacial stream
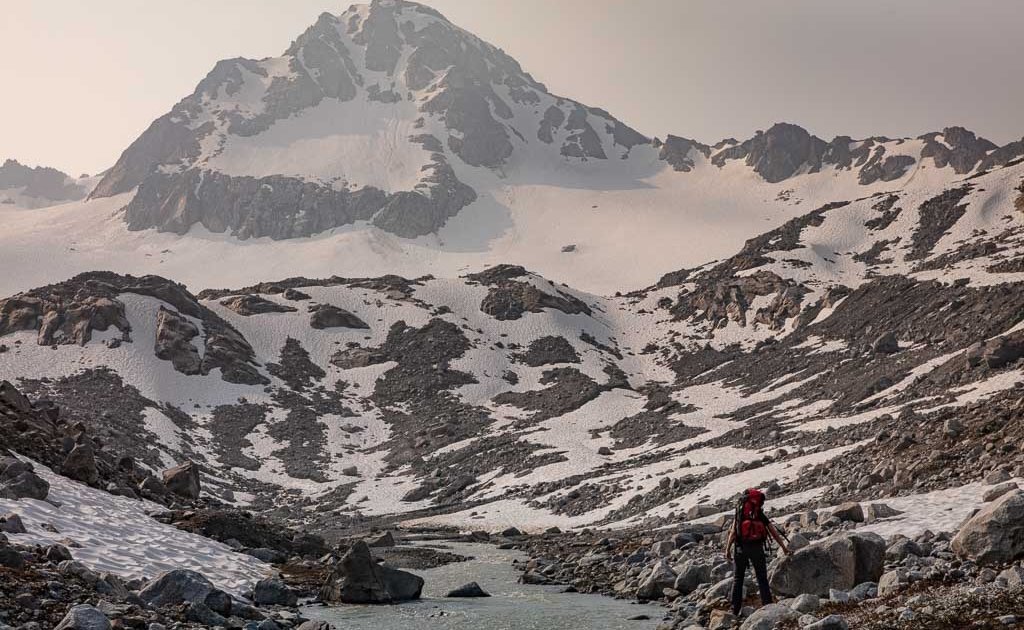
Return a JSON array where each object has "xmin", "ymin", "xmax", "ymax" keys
[{"xmin": 303, "ymin": 542, "xmax": 663, "ymax": 630}]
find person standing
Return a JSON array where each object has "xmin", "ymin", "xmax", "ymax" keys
[{"xmin": 724, "ymin": 488, "xmax": 790, "ymax": 616}]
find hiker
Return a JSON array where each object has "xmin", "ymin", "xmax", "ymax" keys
[{"xmin": 724, "ymin": 488, "xmax": 790, "ymax": 616}]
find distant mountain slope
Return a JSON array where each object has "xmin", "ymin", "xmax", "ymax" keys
[
  {"xmin": 3, "ymin": 156, "xmax": 1022, "ymax": 532},
  {"xmin": 86, "ymin": 0, "xmax": 1023, "ymax": 250},
  {"xmin": 0, "ymin": 159, "xmax": 90, "ymax": 209}
]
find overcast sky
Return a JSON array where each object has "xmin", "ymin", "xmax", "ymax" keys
[{"xmin": 2, "ymin": 0, "xmax": 1022, "ymax": 176}]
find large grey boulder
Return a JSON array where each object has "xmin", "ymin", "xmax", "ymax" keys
[
  {"xmin": 636, "ymin": 560, "xmax": 676, "ymax": 600},
  {"xmin": 54, "ymin": 605, "xmax": 110, "ymax": 630},
  {"xmin": 162, "ymin": 461, "xmax": 201, "ymax": 500},
  {"xmin": 446, "ymin": 582, "xmax": 490, "ymax": 598},
  {"xmin": 769, "ymin": 532, "xmax": 885, "ymax": 597},
  {"xmin": 62, "ymin": 443, "xmax": 99, "ymax": 486},
  {"xmin": 673, "ymin": 560, "xmax": 712, "ymax": 594},
  {"xmin": 878, "ymin": 568, "xmax": 910, "ymax": 596},
  {"xmin": 253, "ymin": 577, "xmax": 298, "ymax": 607},
  {"xmin": 318, "ymin": 540, "xmax": 423, "ymax": 604},
  {"xmin": 831, "ymin": 502, "xmax": 864, "ymax": 523},
  {"xmin": 952, "ymin": 490, "xmax": 1024, "ymax": 565},
  {"xmin": 138, "ymin": 569, "xmax": 231, "ymax": 616},
  {"xmin": 0, "ymin": 456, "xmax": 49, "ymax": 500},
  {"xmin": 983, "ymin": 482, "xmax": 1019, "ymax": 503},
  {"xmin": 739, "ymin": 603, "xmax": 799, "ymax": 630}
]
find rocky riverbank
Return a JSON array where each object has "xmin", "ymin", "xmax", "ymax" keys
[{"xmin": 499, "ymin": 491, "xmax": 1024, "ymax": 629}]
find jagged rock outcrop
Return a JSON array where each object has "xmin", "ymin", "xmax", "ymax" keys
[
  {"xmin": 318, "ymin": 540, "xmax": 423, "ymax": 604},
  {"xmin": 162, "ymin": 461, "xmax": 201, "ymax": 500},
  {"xmin": 0, "ymin": 159, "xmax": 86, "ymax": 205},
  {"xmin": 658, "ymin": 135, "xmax": 711, "ymax": 172},
  {"xmin": 0, "ymin": 273, "xmax": 267, "ymax": 385},
  {"xmin": 309, "ymin": 304, "xmax": 369, "ymax": 329},
  {"xmin": 0, "ymin": 455, "xmax": 49, "ymax": 500},
  {"xmin": 154, "ymin": 308, "xmax": 202, "ymax": 375},
  {"xmin": 61, "ymin": 443, "xmax": 99, "ymax": 486},
  {"xmin": 0, "ymin": 294, "xmax": 129, "ymax": 347},
  {"xmin": 468, "ymin": 265, "xmax": 592, "ymax": 321},
  {"xmin": 219, "ymin": 295, "xmax": 297, "ymax": 316}
]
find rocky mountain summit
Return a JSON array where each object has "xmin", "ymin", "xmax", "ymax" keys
[{"xmin": 85, "ymin": 0, "xmax": 1024, "ymax": 247}]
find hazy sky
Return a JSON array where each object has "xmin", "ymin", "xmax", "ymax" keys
[{"xmin": 2, "ymin": 0, "xmax": 1022, "ymax": 176}]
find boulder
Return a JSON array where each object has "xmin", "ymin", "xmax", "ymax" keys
[
  {"xmin": 185, "ymin": 602, "xmax": 226, "ymax": 627},
  {"xmin": 253, "ymin": 577, "xmax": 298, "ymax": 607},
  {"xmin": 0, "ymin": 546, "xmax": 25, "ymax": 568},
  {"xmin": 769, "ymin": 532, "xmax": 885, "ymax": 597},
  {"xmin": 831, "ymin": 502, "xmax": 864, "ymax": 523},
  {"xmin": 708, "ymin": 610, "xmax": 738, "ymax": 630},
  {"xmin": 365, "ymin": 531, "xmax": 396, "ymax": 548},
  {"xmin": 138, "ymin": 569, "xmax": 232, "ymax": 616},
  {"xmin": 864, "ymin": 503, "xmax": 901, "ymax": 522},
  {"xmin": 162, "ymin": 461, "xmax": 201, "ymax": 500},
  {"xmin": 983, "ymin": 482, "xmax": 1019, "ymax": 502},
  {"xmin": 739, "ymin": 603, "xmax": 798, "ymax": 630},
  {"xmin": 872, "ymin": 332, "xmax": 899, "ymax": 354},
  {"xmin": 651, "ymin": 540, "xmax": 675, "ymax": 557},
  {"xmin": 806, "ymin": 615, "xmax": 850, "ymax": 630},
  {"xmin": 878, "ymin": 568, "xmax": 910, "ymax": 596},
  {"xmin": 673, "ymin": 560, "xmax": 712, "ymax": 594},
  {"xmin": 791, "ymin": 593, "xmax": 820, "ymax": 613},
  {"xmin": 446, "ymin": 582, "xmax": 490, "ymax": 597},
  {"xmin": 295, "ymin": 622, "xmax": 334, "ymax": 630},
  {"xmin": 62, "ymin": 443, "xmax": 99, "ymax": 486},
  {"xmin": 54, "ymin": 605, "xmax": 111, "ymax": 630},
  {"xmin": 951, "ymin": 490, "xmax": 1024, "ymax": 565},
  {"xmin": 885, "ymin": 538, "xmax": 923, "ymax": 562},
  {"xmin": 500, "ymin": 527, "xmax": 523, "ymax": 538},
  {"xmin": 0, "ymin": 512, "xmax": 26, "ymax": 534},
  {"xmin": 0, "ymin": 457, "xmax": 49, "ymax": 500},
  {"xmin": 687, "ymin": 504, "xmax": 717, "ymax": 520},
  {"xmin": 997, "ymin": 566, "xmax": 1024, "ymax": 587},
  {"xmin": 318, "ymin": 540, "xmax": 423, "ymax": 604},
  {"xmin": 636, "ymin": 560, "xmax": 676, "ymax": 600}
]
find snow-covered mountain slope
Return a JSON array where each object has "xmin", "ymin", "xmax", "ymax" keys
[
  {"xmin": 11, "ymin": 0, "xmax": 1006, "ymax": 297},
  {"xmin": 0, "ymin": 159, "xmax": 92, "ymax": 210},
  {"xmin": 3, "ymin": 158, "xmax": 1023, "ymax": 532}
]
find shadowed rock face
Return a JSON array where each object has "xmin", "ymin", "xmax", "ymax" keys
[
  {"xmin": 0, "ymin": 272, "xmax": 267, "ymax": 385},
  {"xmin": 318, "ymin": 540, "xmax": 424, "ymax": 604},
  {"xmin": 921, "ymin": 127, "xmax": 998, "ymax": 174},
  {"xmin": 0, "ymin": 159, "xmax": 86, "ymax": 204},
  {"xmin": 658, "ymin": 136, "xmax": 711, "ymax": 172}
]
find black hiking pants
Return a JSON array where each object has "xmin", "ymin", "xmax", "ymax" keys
[{"xmin": 731, "ymin": 542, "xmax": 772, "ymax": 615}]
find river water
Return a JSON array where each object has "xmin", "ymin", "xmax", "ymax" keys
[{"xmin": 303, "ymin": 542, "xmax": 663, "ymax": 630}]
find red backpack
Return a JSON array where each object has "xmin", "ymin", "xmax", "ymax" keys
[{"xmin": 736, "ymin": 488, "xmax": 768, "ymax": 543}]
